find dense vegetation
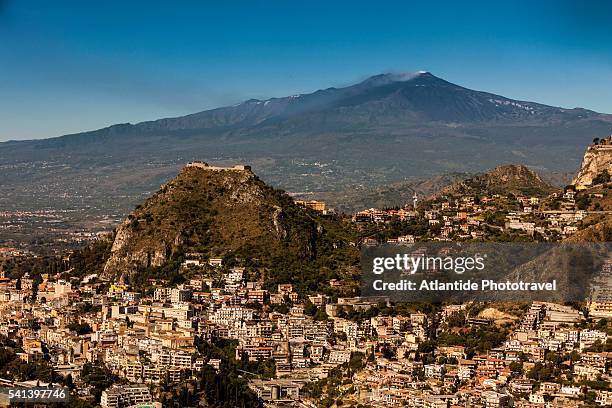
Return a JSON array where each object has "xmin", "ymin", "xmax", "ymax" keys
[
  {"xmin": 66, "ymin": 238, "xmax": 112, "ymax": 278},
  {"xmin": 155, "ymin": 338, "xmax": 264, "ymax": 408}
]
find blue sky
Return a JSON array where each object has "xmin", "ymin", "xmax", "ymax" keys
[{"xmin": 1, "ymin": 0, "xmax": 611, "ymax": 141}]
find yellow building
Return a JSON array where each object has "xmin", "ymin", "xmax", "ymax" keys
[
  {"xmin": 295, "ymin": 200, "xmax": 326, "ymax": 213},
  {"xmin": 108, "ymin": 283, "xmax": 129, "ymax": 296}
]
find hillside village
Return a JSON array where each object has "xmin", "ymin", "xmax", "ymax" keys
[
  {"xmin": 352, "ymin": 162, "xmax": 610, "ymax": 243},
  {"xmin": 0, "ymin": 138, "xmax": 609, "ymax": 407}
]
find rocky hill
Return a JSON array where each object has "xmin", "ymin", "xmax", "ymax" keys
[
  {"xmin": 433, "ymin": 164, "xmax": 557, "ymax": 198},
  {"xmin": 572, "ymin": 136, "xmax": 612, "ymax": 188},
  {"xmin": 102, "ymin": 163, "xmax": 358, "ymax": 286}
]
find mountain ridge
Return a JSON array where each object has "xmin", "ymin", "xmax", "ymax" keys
[
  {"xmin": 4, "ymin": 71, "xmax": 608, "ymax": 146},
  {"xmin": 1, "ymin": 71, "xmax": 610, "ymax": 235},
  {"xmin": 433, "ymin": 164, "xmax": 558, "ymax": 198}
]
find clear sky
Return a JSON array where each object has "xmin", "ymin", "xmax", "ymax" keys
[{"xmin": 1, "ymin": 0, "xmax": 611, "ymax": 141}]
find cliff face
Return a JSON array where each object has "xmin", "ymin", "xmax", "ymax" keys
[
  {"xmin": 102, "ymin": 164, "xmax": 337, "ymax": 278},
  {"xmin": 435, "ymin": 164, "xmax": 556, "ymax": 198},
  {"xmin": 573, "ymin": 137, "xmax": 612, "ymax": 187}
]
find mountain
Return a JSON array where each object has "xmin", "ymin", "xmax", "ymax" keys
[
  {"xmin": 433, "ymin": 164, "xmax": 558, "ymax": 198},
  {"xmin": 1, "ymin": 71, "xmax": 611, "ymax": 234},
  {"xmin": 102, "ymin": 162, "xmax": 359, "ymax": 291},
  {"xmin": 17, "ymin": 72, "xmax": 606, "ymax": 141}
]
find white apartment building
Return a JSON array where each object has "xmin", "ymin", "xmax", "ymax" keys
[{"xmin": 101, "ymin": 385, "xmax": 152, "ymax": 408}]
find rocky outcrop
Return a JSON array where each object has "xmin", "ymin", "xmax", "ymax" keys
[
  {"xmin": 101, "ymin": 163, "xmax": 334, "ymax": 279},
  {"xmin": 103, "ymin": 216, "xmax": 177, "ymax": 276},
  {"xmin": 572, "ymin": 136, "xmax": 612, "ymax": 187}
]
